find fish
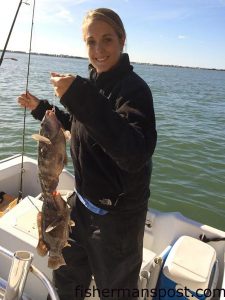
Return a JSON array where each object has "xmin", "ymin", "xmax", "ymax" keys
[
  {"xmin": 32, "ymin": 109, "xmax": 67, "ymax": 194},
  {"xmin": 33, "ymin": 109, "xmax": 74, "ymax": 270},
  {"xmin": 36, "ymin": 191, "xmax": 72, "ymax": 269}
]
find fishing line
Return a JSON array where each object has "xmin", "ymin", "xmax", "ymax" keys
[
  {"xmin": 27, "ymin": 196, "xmax": 40, "ymax": 212},
  {"xmin": 18, "ymin": 0, "xmax": 36, "ymax": 202},
  {"xmin": 52, "ymin": 94, "xmax": 57, "ymax": 113},
  {"xmin": 0, "ymin": 0, "xmax": 29, "ymax": 66}
]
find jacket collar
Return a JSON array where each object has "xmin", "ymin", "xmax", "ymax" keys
[{"xmin": 89, "ymin": 53, "xmax": 133, "ymax": 88}]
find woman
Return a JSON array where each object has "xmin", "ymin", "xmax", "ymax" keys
[{"xmin": 18, "ymin": 8, "xmax": 157, "ymax": 300}]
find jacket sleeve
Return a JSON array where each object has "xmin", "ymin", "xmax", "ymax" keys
[
  {"xmin": 60, "ymin": 75, "xmax": 157, "ymax": 173},
  {"xmin": 31, "ymin": 100, "xmax": 72, "ymax": 131}
]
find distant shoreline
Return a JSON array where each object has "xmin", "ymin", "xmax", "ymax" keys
[{"xmin": 1, "ymin": 49, "xmax": 225, "ymax": 72}]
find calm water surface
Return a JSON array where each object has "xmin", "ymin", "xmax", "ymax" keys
[{"xmin": 0, "ymin": 52, "xmax": 224, "ymax": 230}]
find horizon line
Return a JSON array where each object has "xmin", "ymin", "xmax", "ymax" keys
[{"xmin": 1, "ymin": 49, "xmax": 225, "ymax": 72}]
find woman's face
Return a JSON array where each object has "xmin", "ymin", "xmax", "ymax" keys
[{"xmin": 84, "ymin": 20, "xmax": 125, "ymax": 74}]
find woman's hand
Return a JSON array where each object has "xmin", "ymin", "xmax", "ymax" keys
[
  {"xmin": 50, "ymin": 72, "xmax": 76, "ymax": 99},
  {"xmin": 18, "ymin": 91, "xmax": 40, "ymax": 111}
]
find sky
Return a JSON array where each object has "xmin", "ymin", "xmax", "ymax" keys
[{"xmin": 0, "ymin": 0, "xmax": 225, "ymax": 69}]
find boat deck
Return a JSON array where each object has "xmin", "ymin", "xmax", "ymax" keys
[{"xmin": 0, "ymin": 155, "xmax": 224, "ymax": 300}]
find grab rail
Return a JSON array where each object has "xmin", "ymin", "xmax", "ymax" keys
[{"xmin": 0, "ymin": 245, "xmax": 59, "ymax": 300}]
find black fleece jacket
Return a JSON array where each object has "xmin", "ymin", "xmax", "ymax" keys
[{"xmin": 32, "ymin": 54, "xmax": 157, "ymax": 213}]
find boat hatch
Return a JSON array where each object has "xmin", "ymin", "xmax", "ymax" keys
[
  {"xmin": 12, "ymin": 192, "xmax": 72, "ymax": 239},
  {"xmin": 4, "ymin": 195, "xmax": 42, "ymax": 239},
  {"xmin": 14, "ymin": 208, "xmax": 39, "ymax": 239}
]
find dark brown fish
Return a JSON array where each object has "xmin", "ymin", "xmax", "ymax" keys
[
  {"xmin": 33, "ymin": 109, "xmax": 74, "ymax": 269},
  {"xmin": 33, "ymin": 109, "xmax": 67, "ymax": 194},
  {"xmin": 36, "ymin": 192, "xmax": 72, "ymax": 269}
]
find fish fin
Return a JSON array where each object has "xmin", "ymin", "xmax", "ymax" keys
[
  {"xmin": 68, "ymin": 220, "xmax": 75, "ymax": 233},
  {"xmin": 36, "ymin": 240, "xmax": 49, "ymax": 256},
  {"xmin": 70, "ymin": 220, "xmax": 75, "ymax": 227},
  {"xmin": 45, "ymin": 217, "xmax": 63, "ymax": 232},
  {"xmin": 32, "ymin": 134, "xmax": 51, "ymax": 144},
  {"xmin": 63, "ymin": 130, "xmax": 71, "ymax": 141},
  {"xmin": 48, "ymin": 255, "xmax": 66, "ymax": 270},
  {"xmin": 36, "ymin": 212, "xmax": 49, "ymax": 256}
]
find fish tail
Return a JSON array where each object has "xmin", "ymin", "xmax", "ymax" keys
[{"xmin": 48, "ymin": 255, "xmax": 66, "ymax": 270}]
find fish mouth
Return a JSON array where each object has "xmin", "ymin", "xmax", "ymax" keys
[{"xmin": 46, "ymin": 109, "xmax": 55, "ymax": 117}]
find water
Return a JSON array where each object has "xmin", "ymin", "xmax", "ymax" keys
[{"xmin": 0, "ymin": 52, "xmax": 224, "ymax": 231}]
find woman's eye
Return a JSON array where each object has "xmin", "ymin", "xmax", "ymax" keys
[
  {"xmin": 104, "ymin": 38, "xmax": 112, "ymax": 43},
  {"xmin": 87, "ymin": 40, "xmax": 95, "ymax": 46}
]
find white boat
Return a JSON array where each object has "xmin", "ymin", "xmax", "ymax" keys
[{"xmin": 0, "ymin": 154, "xmax": 224, "ymax": 300}]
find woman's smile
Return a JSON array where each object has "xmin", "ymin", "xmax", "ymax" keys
[{"xmin": 84, "ymin": 20, "xmax": 124, "ymax": 73}]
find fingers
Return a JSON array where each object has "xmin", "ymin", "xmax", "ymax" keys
[
  {"xmin": 50, "ymin": 76, "xmax": 63, "ymax": 97},
  {"xmin": 50, "ymin": 72, "xmax": 72, "ymax": 78},
  {"xmin": 18, "ymin": 94, "xmax": 30, "ymax": 108},
  {"xmin": 17, "ymin": 91, "xmax": 40, "ymax": 111},
  {"xmin": 50, "ymin": 71, "xmax": 64, "ymax": 77},
  {"xmin": 50, "ymin": 73, "xmax": 73, "ymax": 86},
  {"xmin": 50, "ymin": 73, "xmax": 75, "ymax": 98}
]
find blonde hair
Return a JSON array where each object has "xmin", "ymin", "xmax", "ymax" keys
[{"xmin": 82, "ymin": 8, "xmax": 126, "ymax": 42}]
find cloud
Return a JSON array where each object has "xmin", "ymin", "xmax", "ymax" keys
[
  {"xmin": 33, "ymin": 0, "xmax": 94, "ymax": 25},
  {"xmin": 37, "ymin": 0, "xmax": 93, "ymax": 7},
  {"xmin": 73, "ymin": 0, "xmax": 93, "ymax": 3},
  {"xmin": 146, "ymin": 9, "xmax": 190, "ymax": 21},
  {"xmin": 55, "ymin": 9, "xmax": 74, "ymax": 23},
  {"xmin": 33, "ymin": 2, "xmax": 78, "ymax": 26},
  {"xmin": 178, "ymin": 35, "xmax": 188, "ymax": 39}
]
